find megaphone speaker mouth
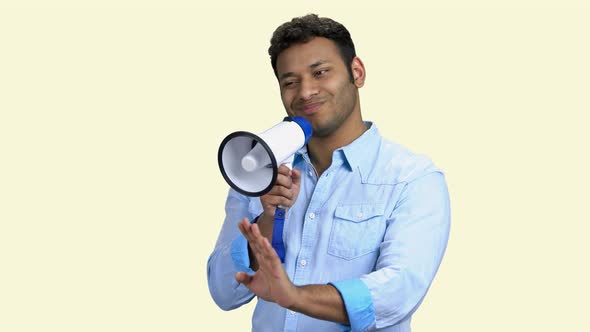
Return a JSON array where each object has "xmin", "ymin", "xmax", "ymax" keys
[{"xmin": 218, "ymin": 131, "xmax": 278, "ymax": 197}]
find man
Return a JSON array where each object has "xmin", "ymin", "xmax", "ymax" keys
[{"xmin": 207, "ymin": 14, "xmax": 450, "ymax": 332}]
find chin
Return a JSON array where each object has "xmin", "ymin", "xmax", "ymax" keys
[{"xmin": 311, "ymin": 125, "xmax": 335, "ymax": 138}]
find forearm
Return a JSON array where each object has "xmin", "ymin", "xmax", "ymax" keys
[
  {"xmin": 248, "ymin": 212, "xmax": 274, "ymax": 271},
  {"xmin": 289, "ymin": 284, "xmax": 349, "ymax": 325}
]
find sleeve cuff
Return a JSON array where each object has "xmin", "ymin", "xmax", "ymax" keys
[
  {"xmin": 230, "ymin": 216, "xmax": 261, "ymax": 275},
  {"xmin": 330, "ymin": 278, "xmax": 375, "ymax": 332}
]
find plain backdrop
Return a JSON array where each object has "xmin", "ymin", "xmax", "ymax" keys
[{"xmin": 1, "ymin": 1, "xmax": 589, "ymax": 331}]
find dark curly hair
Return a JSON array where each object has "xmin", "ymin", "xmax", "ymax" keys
[{"xmin": 268, "ymin": 14, "xmax": 356, "ymax": 82}]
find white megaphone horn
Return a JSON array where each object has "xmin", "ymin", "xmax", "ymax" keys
[{"xmin": 218, "ymin": 116, "xmax": 313, "ymax": 197}]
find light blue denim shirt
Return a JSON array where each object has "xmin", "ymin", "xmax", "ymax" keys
[{"xmin": 207, "ymin": 123, "xmax": 451, "ymax": 332}]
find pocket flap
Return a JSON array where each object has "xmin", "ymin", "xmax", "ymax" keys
[{"xmin": 334, "ymin": 203, "xmax": 386, "ymax": 222}]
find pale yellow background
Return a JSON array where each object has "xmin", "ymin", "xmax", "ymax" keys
[{"xmin": 1, "ymin": 1, "xmax": 589, "ymax": 331}]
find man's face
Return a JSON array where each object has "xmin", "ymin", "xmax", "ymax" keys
[{"xmin": 276, "ymin": 37, "xmax": 362, "ymax": 138}]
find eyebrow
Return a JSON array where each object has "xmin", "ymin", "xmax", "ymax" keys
[{"xmin": 278, "ymin": 60, "xmax": 330, "ymax": 81}]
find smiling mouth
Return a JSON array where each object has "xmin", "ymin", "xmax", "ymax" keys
[{"xmin": 301, "ymin": 102, "xmax": 323, "ymax": 115}]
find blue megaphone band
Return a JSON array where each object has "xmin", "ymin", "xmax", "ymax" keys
[
  {"xmin": 272, "ymin": 208, "xmax": 286, "ymax": 263},
  {"xmin": 290, "ymin": 116, "xmax": 313, "ymax": 143}
]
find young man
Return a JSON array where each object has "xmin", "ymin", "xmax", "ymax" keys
[{"xmin": 207, "ymin": 14, "xmax": 451, "ymax": 332}]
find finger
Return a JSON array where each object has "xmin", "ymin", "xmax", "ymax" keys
[
  {"xmin": 274, "ymin": 172, "xmax": 293, "ymax": 189},
  {"xmin": 263, "ymin": 237, "xmax": 283, "ymax": 267},
  {"xmin": 240, "ymin": 219, "xmax": 263, "ymax": 254},
  {"xmin": 258, "ymin": 237, "xmax": 282, "ymax": 274},
  {"xmin": 250, "ymin": 223, "xmax": 266, "ymax": 245},
  {"xmin": 238, "ymin": 218, "xmax": 248, "ymax": 237},
  {"xmin": 278, "ymin": 164, "xmax": 291, "ymax": 176},
  {"xmin": 261, "ymin": 195, "xmax": 293, "ymax": 208},
  {"xmin": 259, "ymin": 238, "xmax": 276, "ymax": 263},
  {"xmin": 244, "ymin": 221, "xmax": 264, "ymax": 253},
  {"xmin": 250, "ymin": 222, "xmax": 271, "ymax": 254},
  {"xmin": 238, "ymin": 218, "xmax": 253, "ymax": 240},
  {"xmin": 291, "ymin": 168, "xmax": 302, "ymax": 188},
  {"xmin": 253, "ymin": 249, "xmax": 267, "ymax": 272},
  {"xmin": 235, "ymin": 272, "xmax": 253, "ymax": 285},
  {"xmin": 267, "ymin": 185, "xmax": 293, "ymax": 200}
]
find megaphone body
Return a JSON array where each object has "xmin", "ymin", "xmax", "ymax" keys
[
  {"xmin": 218, "ymin": 116, "xmax": 313, "ymax": 263},
  {"xmin": 218, "ymin": 116, "xmax": 313, "ymax": 197}
]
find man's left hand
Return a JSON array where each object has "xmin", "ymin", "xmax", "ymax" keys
[{"xmin": 235, "ymin": 217, "xmax": 299, "ymax": 309}]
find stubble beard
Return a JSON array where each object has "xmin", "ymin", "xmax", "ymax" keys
[{"xmin": 312, "ymin": 85, "xmax": 358, "ymax": 138}]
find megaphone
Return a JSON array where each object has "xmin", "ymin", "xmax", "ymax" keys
[{"xmin": 218, "ymin": 116, "xmax": 313, "ymax": 197}]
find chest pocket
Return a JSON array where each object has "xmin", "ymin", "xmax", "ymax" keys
[{"xmin": 328, "ymin": 203, "xmax": 387, "ymax": 260}]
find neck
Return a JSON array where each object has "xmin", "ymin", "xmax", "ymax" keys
[{"xmin": 307, "ymin": 113, "xmax": 367, "ymax": 176}]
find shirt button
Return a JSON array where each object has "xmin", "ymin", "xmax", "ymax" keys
[
  {"xmin": 308, "ymin": 171, "xmax": 313, "ymax": 177},
  {"xmin": 356, "ymin": 212, "xmax": 364, "ymax": 219},
  {"xmin": 289, "ymin": 310, "xmax": 296, "ymax": 315},
  {"xmin": 300, "ymin": 259, "xmax": 307, "ymax": 267},
  {"xmin": 309, "ymin": 212, "xmax": 315, "ymax": 220}
]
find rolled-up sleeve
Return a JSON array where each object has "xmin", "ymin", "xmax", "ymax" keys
[
  {"xmin": 207, "ymin": 189, "xmax": 257, "ymax": 311},
  {"xmin": 331, "ymin": 171, "xmax": 451, "ymax": 331}
]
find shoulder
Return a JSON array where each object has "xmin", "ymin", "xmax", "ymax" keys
[{"xmin": 360, "ymin": 136, "xmax": 443, "ymax": 185}]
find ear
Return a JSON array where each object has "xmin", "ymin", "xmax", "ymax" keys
[{"xmin": 350, "ymin": 57, "xmax": 366, "ymax": 88}]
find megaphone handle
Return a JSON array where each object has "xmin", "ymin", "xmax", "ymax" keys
[
  {"xmin": 282, "ymin": 153, "xmax": 294, "ymax": 171},
  {"xmin": 271, "ymin": 207, "xmax": 287, "ymax": 263}
]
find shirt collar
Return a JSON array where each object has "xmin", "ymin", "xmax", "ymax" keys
[
  {"xmin": 295, "ymin": 121, "xmax": 381, "ymax": 173},
  {"xmin": 340, "ymin": 121, "xmax": 380, "ymax": 172}
]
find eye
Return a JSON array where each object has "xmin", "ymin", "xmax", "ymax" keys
[
  {"xmin": 282, "ymin": 81, "xmax": 297, "ymax": 89},
  {"xmin": 314, "ymin": 69, "xmax": 328, "ymax": 77}
]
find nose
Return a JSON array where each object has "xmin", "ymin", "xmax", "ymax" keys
[{"xmin": 297, "ymin": 76, "xmax": 319, "ymax": 101}]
